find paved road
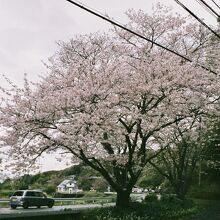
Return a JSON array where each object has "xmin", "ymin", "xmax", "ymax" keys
[{"xmin": 0, "ymin": 203, "xmax": 114, "ymax": 219}]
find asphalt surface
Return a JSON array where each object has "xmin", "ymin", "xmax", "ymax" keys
[{"xmin": 0, "ymin": 203, "xmax": 115, "ymax": 219}]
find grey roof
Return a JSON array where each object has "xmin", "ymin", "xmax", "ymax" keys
[
  {"xmin": 57, "ymin": 178, "xmax": 76, "ymax": 188},
  {"xmin": 58, "ymin": 180, "xmax": 69, "ymax": 187}
]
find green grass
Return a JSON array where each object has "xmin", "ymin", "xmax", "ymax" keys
[
  {"xmin": 179, "ymin": 199, "xmax": 220, "ymax": 220},
  {"xmin": 0, "ymin": 203, "xmax": 9, "ymax": 208},
  {"xmin": 80, "ymin": 196, "xmax": 198, "ymax": 220}
]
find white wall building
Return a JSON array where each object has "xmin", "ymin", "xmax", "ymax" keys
[{"xmin": 57, "ymin": 175, "xmax": 79, "ymax": 194}]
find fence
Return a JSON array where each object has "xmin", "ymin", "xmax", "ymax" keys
[
  {"xmin": 0, "ymin": 196, "xmax": 116, "ymax": 206},
  {"xmin": 0, "ymin": 193, "xmax": 145, "ymax": 207}
]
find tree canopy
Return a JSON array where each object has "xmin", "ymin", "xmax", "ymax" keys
[{"xmin": 0, "ymin": 5, "xmax": 219, "ymax": 207}]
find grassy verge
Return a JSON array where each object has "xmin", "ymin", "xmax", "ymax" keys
[
  {"xmin": 180, "ymin": 199, "xmax": 220, "ymax": 220},
  {"xmin": 80, "ymin": 195, "xmax": 199, "ymax": 220}
]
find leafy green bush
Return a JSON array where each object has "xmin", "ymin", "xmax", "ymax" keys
[
  {"xmin": 144, "ymin": 194, "xmax": 158, "ymax": 203},
  {"xmin": 83, "ymin": 191, "xmax": 110, "ymax": 197},
  {"xmin": 0, "ymin": 190, "xmax": 14, "ymax": 198},
  {"xmin": 160, "ymin": 194, "xmax": 194, "ymax": 210},
  {"xmin": 188, "ymin": 183, "xmax": 220, "ymax": 200},
  {"xmin": 160, "ymin": 194, "xmax": 183, "ymax": 206},
  {"xmin": 138, "ymin": 172, "xmax": 164, "ymax": 188},
  {"xmin": 0, "ymin": 179, "xmax": 14, "ymax": 190},
  {"xmin": 44, "ymin": 184, "xmax": 56, "ymax": 195},
  {"xmin": 81, "ymin": 200, "xmax": 198, "ymax": 220}
]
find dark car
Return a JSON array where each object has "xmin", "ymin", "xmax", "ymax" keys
[{"xmin": 9, "ymin": 190, "xmax": 54, "ymax": 209}]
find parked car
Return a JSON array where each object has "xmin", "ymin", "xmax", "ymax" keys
[{"xmin": 9, "ymin": 190, "xmax": 54, "ymax": 209}]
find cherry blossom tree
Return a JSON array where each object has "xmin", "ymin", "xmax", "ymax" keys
[
  {"xmin": 0, "ymin": 148, "xmax": 8, "ymax": 181},
  {"xmin": 0, "ymin": 158, "xmax": 3, "ymax": 180},
  {"xmin": 201, "ymin": 120, "xmax": 220, "ymax": 172},
  {"xmin": 206, "ymin": 23, "xmax": 220, "ymax": 72},
  {"xmin": 149, "ymin": 116, "xmax": 208, "ymax": 199},
  {"xmin": 0, "ymin": 5, "xmax": 219, "ymax": 207}
]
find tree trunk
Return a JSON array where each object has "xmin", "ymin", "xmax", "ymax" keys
[
  {"xmin": 116, "ymin": 190, "xmax": 131, "ymax": 208},
  {"xmin": 174, "ymin": 183, "xmax": 187, "ymax": 200}
]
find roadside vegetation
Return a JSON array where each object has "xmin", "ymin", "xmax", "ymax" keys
[
  {"xmin": 1, "ymin": 3, "xmax": 220, "ymax": 209},
  {"xmin": 80, "ymin": 197, "xmax": 198, "ymax": 220},
  {"xmin": 0, "ymin": 164, "xmax": 109, "ymax": 198},
  {"xmin": 0, "ymin": 152, "xmax": 219, "ymax": 219},
  {"xmin": 0, "ymin": 2, "xmax": 219, "ymax": 220}
]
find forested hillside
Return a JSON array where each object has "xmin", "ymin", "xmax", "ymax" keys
[{"xmin": 0, "ymin": 164, "xmax": 108, "ymax": 197}]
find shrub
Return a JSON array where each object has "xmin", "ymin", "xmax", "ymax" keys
[
  {"xmin": 160, "ymin": 194, "xmax": 182, "ymax": 204},
  {"xmin": 188, "ymin": 183, "xmax": 220, "ymax": 200},
  {"xmin": 83, "ymin": 191, "xmax": 109, "ymax": 198},
  {"xmin": 0, "ymin": 190, "xmax": 14, "ymax": 198},
  {"xmin": 81, "ymin": 200, "xmax": 198, "ymax": 220},
  {"xmin": 144, "ymin": 194, "xmax": 158, "ymax": 203},
  {"xmin": 44, "ymin": 184, "xmax": 56, "ymax": 195}
]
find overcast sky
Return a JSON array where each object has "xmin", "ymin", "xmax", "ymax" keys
[{"xmin": 0, "ymin": 0, "xmax": 219, "ymax": 173}]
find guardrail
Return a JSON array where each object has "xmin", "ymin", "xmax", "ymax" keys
[
  {"xmin": 54, "ymin": 197, "xmax": 115, "ymax": 201},
  {"xmin": 55, "ymin": 196, "xmax": 116, "ymax": 205},
  {"xmin": 0, "ymin": 199, "xmax": 9, "ymax": 203},
  {"xmin": 0, "ymin": 193, "xmax": 144, "ymax": 206},
  {"xmin": 0, "ymin": 196, "xmax": 116, "ymax": 205}
]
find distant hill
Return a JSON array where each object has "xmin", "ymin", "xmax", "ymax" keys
[{"xmin": 0, "ymin": 164, "xmax": 108, "ymax": 196}]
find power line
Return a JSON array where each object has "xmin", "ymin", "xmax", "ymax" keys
[
  {"xmin": 195, "ymin": 0, "xmax": 218, "ymax": 18},
  {"xmin": 66, "ymin": 0, "xmax": 217, "ymax": 75},
  {"xmin": 66, "ymin": 0, "xmax": 191, "ymax": 61},
  {"xmin": 174, "ymin": 0, "xmax": 220, "ymax": 39},
  {"xmin": 211, "ymin": 0, "xmax": 220, "ymax": 10},
  {"xmin": 197, "ymin": 0, "xmax": 220, "ymax": 18}
]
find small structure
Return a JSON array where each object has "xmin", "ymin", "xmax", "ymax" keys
[
  {"xmin": 132, "ymin": 186, "xmax": 144, "ymax": 193},
  {"xmin": 57, "ymin": 175, "xmax": 80, "ymax": 194}
]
